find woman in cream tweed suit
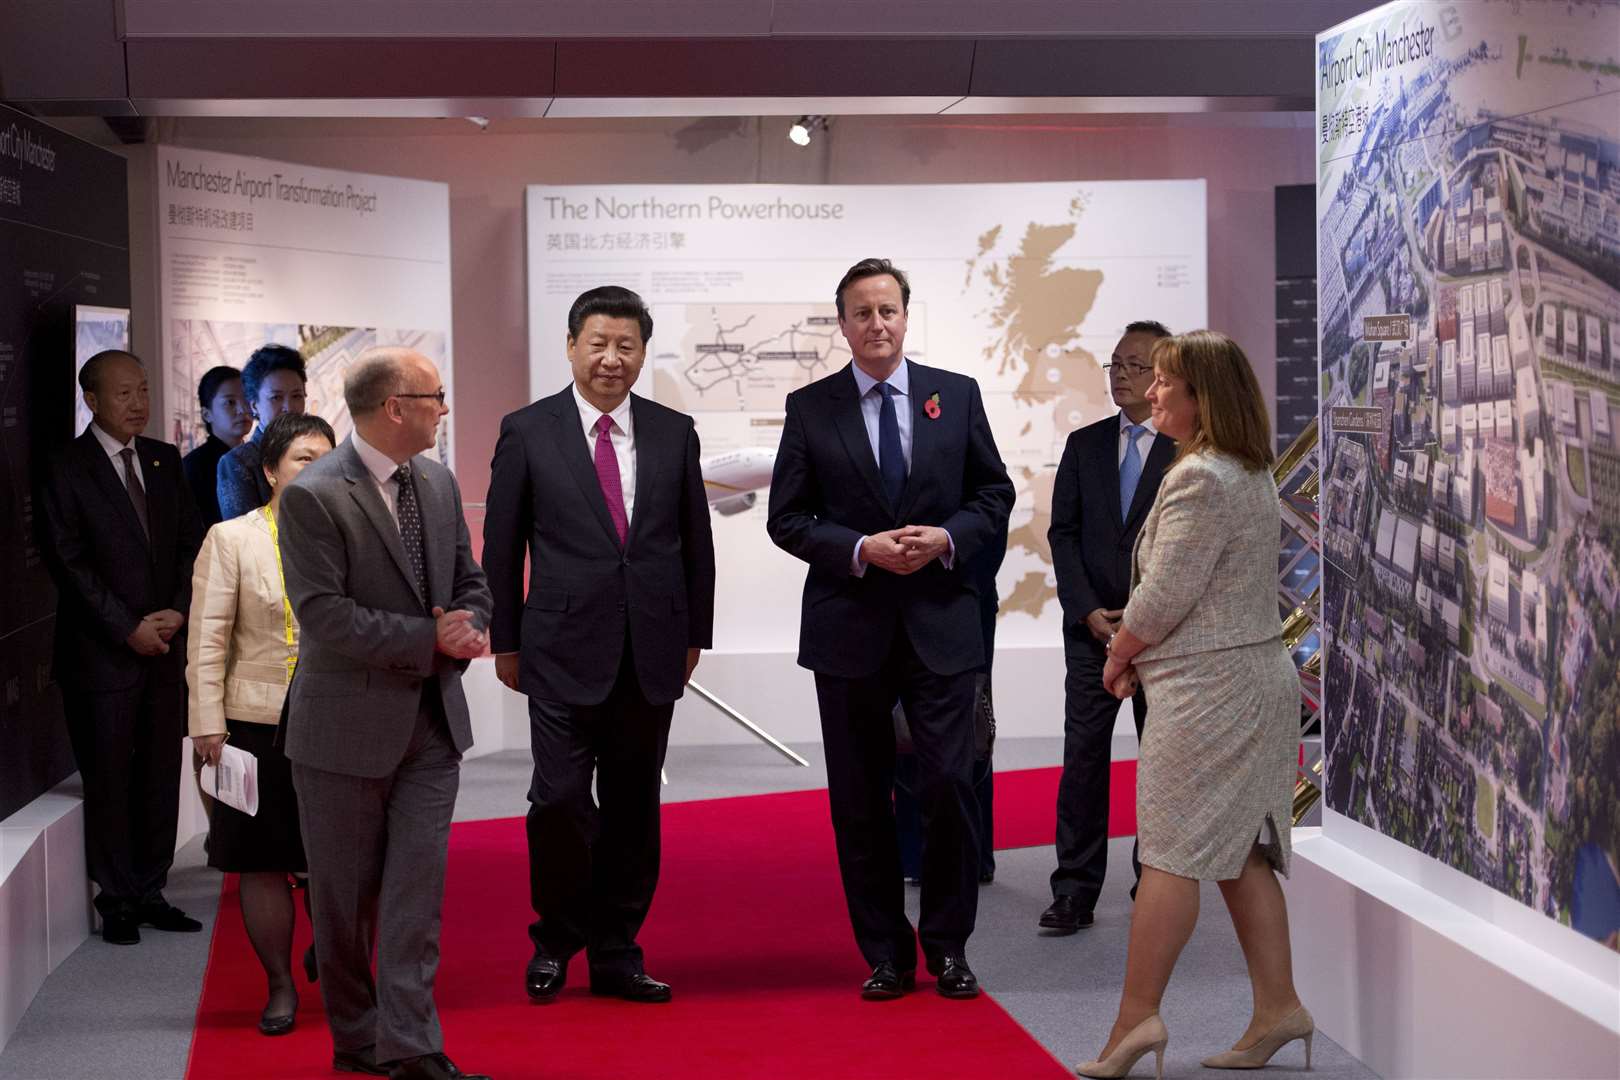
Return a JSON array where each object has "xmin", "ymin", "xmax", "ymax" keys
[
  {"xmin": 1075, "ymin": 332, "xmax": 1311, "ymax": 1079},
  {"xmin": 188, "ymin": 412, "xmax": 335, "ymax": 1037}
]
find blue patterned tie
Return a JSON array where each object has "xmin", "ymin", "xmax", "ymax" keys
[
  {"xmin": 1120, "ymin": 424, "xmax": 1145, "ymax": 522},
  {"xmin": 878, "ymin": 383, "xmax": 906, "ymax": 509}
]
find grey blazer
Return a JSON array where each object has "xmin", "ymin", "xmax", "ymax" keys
[
  {"xmin": 1123, "ymin": 449, "xmax": 1283, "ymax": 664},
  {"xmin": 276, "ymin": 438, "xmax": 493, "ymax": 778}
]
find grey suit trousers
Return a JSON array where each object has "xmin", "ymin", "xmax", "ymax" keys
[{"xmin": 293, "ymin": 704, "xmax": 461, "ymax": 1063}]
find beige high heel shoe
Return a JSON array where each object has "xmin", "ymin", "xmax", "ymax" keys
[
  {"xmin": 1074, "ymin": 1013, "xmax": 1169, "ymax": 1079},
  {"xmin": 1200, "ymin": 1006, "xmax": 1315, "ymax": 1070}
]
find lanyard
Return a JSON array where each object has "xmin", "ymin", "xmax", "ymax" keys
[{"xmin": 261, "ymin": 506, "xmax": 298, "ymax": 685}]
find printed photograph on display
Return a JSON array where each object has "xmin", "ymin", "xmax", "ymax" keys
[
  {"xmin": 167, "ymin": 320, "xmax": 450, "ymax": 461},
  {"xmin": 527, "ymin": 181, "xmax": 1208, "ymax": 652},
  {"xmin": 73, "ymin": 305, "xmax": 130, "ymax": 435},
  {"xmin": 1316, "ymin": 0, "xmax": 1620, "ymax": 946}
]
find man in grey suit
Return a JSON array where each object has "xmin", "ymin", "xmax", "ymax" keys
[{"xmin": 279, "ymin": 348, "xmax": 493, "ymax": 1080}]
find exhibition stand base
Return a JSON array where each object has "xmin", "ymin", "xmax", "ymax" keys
[
  {"xmin": 185, "ymin": 767, "xmax": 1131, "ymax": 1079},
  {"xmin": 0, "ymin": 778, "xmax": 92, "ymax": 1053},
  {"xmin": 1285, "ymin": 821, "xmax": 1620, "ymax": 1080}
]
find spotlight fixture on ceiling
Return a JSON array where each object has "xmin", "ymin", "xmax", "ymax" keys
[
  {"xmin": 465, "ymin": 115, "xmax": 490, "ymax": 131},
  {"xmin": 788, "ymin": 115, "xmax": 829, "ymax": 146}
]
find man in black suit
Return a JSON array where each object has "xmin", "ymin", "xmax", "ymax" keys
[
  {"xmin": 40, "ymin": 350, "xmax": 204, "ymax": 944},
  {"xmin": 1041, "ymin": 320, "xmax": 1175, "ymax": 933},
  {"xmin": 484, "ymin": 286, "xmax": 715, "ymax": 1006},
  {"xmin": 767, "ymin": 259, "xmax": 1014, "ymax": 1000}
]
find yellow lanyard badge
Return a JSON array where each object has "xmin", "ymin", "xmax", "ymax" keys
[{"xmin": 261, "ymin": 506, "xmax": 298, "ymax": 685}]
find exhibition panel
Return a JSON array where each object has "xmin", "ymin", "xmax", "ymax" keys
[{"xmin": 156, "ymin": 146, "xmax": 455, "ymax": 463}]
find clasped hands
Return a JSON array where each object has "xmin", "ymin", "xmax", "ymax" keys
[
  {"xmin": 860, "ymin": 525, "xmax": 950, "ymax": 575},
  {"xmin": 434, "ymin": 606, "xmax": 488, "ymax": 660},
  {"xmin": 1094, "ymin": 608, "xmax": 1139, "ymax": 701},
  {"xmin": 127, "ymin": 609, "xmax": 184, "ymax": 656}
]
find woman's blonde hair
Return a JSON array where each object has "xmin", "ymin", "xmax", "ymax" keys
[{"xmin": 1150, "ymin": 330, "xmax": 1274, "ymax": 471}]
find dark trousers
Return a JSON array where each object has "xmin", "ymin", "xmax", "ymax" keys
[
  {"xmin": 63, "ymin": 672, "xmax": 184, "ymax": 916},
  {"xmin": 815, "ymin": 626, "xmax": 980, "ymax": 970},
  {"xmin": 294, "ymin": 705, "xmax": 461, "ymax": 1064},
  {"xmin": 1051, "ymin": 640, "xmax": 1146, "ymax": 906},
  {"xmin": 525, "ymin": 647, "xmax": 673, "ymax": 981},
  {"xmin": 897, "ymin": 755, "xmax": 994, "ymax": 879}
]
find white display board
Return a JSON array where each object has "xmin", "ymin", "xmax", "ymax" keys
[
  {"xmin": 525, "ymin": 181, "xmax": 1207, "ymax": 652},
  {"xmin": 157, "ymin": 146, "xmax": 453, "ymax": 461}
]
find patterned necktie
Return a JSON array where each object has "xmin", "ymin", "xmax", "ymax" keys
[
  {"xmin": 392, "ymin": 463, "xmax": 428, "ymax": 600},
  {"xmin": 1120, "ymin": 424, "xmax": 1146, "ymax": 522},
  {"xmin": 119, "ymin": 447, "xmax": 151, "ymax": 540},
  {"xmin": 877, "ymin": 383, "xmax": 906, "ymax": 509},
  {"xmin": 594, "ymin": 414, "xmax": 629, "ymax": 545}
]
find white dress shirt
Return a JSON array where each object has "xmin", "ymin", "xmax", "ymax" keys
[
  {"xmin": 1118, "ymin": 412, "xmax": 1159, "ymax": 466},
  {"xmin": 571, "ymin": 384, "xmax": 637, "ymax": 524},
  {"xmin": 89, "ymin": 421, "xmax": 144, "ymax": 489},
  {"xmin": 352, "ymin": 429, "xmax": 406, "ymax": 526}
]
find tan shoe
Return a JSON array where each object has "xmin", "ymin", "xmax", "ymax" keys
[
  {"xmin": 1074, "ymin": 1013, "xmax": 1168, "ymax": 1079},
  {"xmin": 1200, "ymin": 1005, "xmax": 1314, "ymax": 1070}
]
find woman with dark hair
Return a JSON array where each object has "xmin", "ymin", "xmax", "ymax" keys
[
  {"xmin": 217, "ymin": 344, "xmax": 308, "ymax": 520},
  {"xmin": 182, "ymin": 365, "xmax": 251, "ymax": 527},
  {"xmin": 1075, "ymin": 331, "xmax": 1310, "ymax": 1079},
  {"xmin": 188, "ymin": 411, "xmax": 335, "ymax": 1036}
]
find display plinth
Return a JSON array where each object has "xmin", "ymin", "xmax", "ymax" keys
[{"xmin": 1286, "ymin": 821, "xmax": 1619, "ymax": 1080}]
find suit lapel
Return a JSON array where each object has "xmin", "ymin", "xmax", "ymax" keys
[
  {"xmin": 79, "ymin": 432, "xmax": 149, "ymax": 546},
  {"xmin": 1099, "ymin": 418, "xmax": 1125, "ymax": 532},
  {"xmin": 829, "ymin": 365, "xmax": 893, "ymax": 517},
  {"xmin": 546, "ymin": 390, "xmax": 623, "ymax": 549},
  {"xmin": 1123, "ymin": 431, "xmax": 1175, "ymax": 534},
  {"xmin": 339, "ymin": 442, "xmax": 422, "ymax": 605},
  {"xmin": 896, "ymin": 363, "xmax": 934, "ymax": 521},
  {"xmin": 136, "ymin": 437, "xmax": 172, "ymax": 553},
  {"xmin": 625, "ymin": 395, "xmax": 662, "ymax": 552}
]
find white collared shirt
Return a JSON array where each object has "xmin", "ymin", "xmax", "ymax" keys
[
  {"xmin": 1118, "ymin": 412, "xmax": 1158, "ymax": 466},
  {"xmin": 571, "ymin": 384, "xmax": 637, "ymax": 524},
  {"xmin": 352, "ymin": 429, "xmax": 407, "ymax": 526},
  {"xmin": 89, "ymin": 421, "xmax": 144, "ymax": 489}
]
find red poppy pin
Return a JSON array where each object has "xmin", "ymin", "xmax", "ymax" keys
[{"xmin": 924, "ymin": 392, "xmax": 942, "ymax": 420}]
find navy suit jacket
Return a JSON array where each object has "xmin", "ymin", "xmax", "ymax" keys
[
  {"xmin": 483, "ymin": 387, "xmax": 716, "ymax": 707},
  {"xmin": 1047, "ymin": 413, "xmax": 1174, "ymax": 650},
  {"xmin": 40, "ymin": 430, "xmax": 202, "ymax": 691},
  {"xmin": 767, "ymin": 361, "xmax": 1014, "ymax": 679}
]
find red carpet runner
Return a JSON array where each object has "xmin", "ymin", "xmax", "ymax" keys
[{"xmin": 186, "ymin": 763, "xmax": 1135, "ymax": 1079}]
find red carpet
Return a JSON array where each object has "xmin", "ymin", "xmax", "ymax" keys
[{"xmin": 186, "ymin": 763, "xmax": 1135, "ymax": 1079}]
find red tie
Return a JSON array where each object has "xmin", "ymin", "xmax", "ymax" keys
[{"xmin": 594, "ymin": 414, "xmax": 628, "ymax": 545}]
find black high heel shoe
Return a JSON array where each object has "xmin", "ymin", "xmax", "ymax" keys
[{"xmin": 258, "ymin": 991, "xmax": 298, "ymax": 1037}]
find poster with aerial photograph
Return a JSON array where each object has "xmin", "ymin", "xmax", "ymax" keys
[{"xmin": 1316, "ymin": 0, "xmax": 1620, "ymax": 947}]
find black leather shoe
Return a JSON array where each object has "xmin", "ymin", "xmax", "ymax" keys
[
  {"xmin": 930, "ymin": 955, "xmax": 980, "ymax": 999},
  {"xmin": 386, "ymin": 1052, "xmax": 489, "ymax": 1080},
  {"xmin": 137, "ymin": 900, "xmax": 203, "ymax": 933},
  {"xmin": 860, "ymin": 960, "xmax": 916, "ymax": 1001},
  {"xmin": 590, "ymin": 972, "xmax": 671, "ymax": 1003},
  {"xmin": 1038, "ymin": 895, "xmax": 1095, "ymax": 934},
  {"xmin": 333, "ymin": 1046, "xmax": 389, "ymax": 1075},
  {"xmin": 258, "ymin": 995, "xmax": 297, "ymax": 1037},
  {"xmin": 524, "ymin": 954, "xmax": 566, "ymax": 1002},
  {"xmin": 979, "ymin": 869, "xmax": 996, "ymax": 884},
  {"xmin": 101, "ymin": 914, "xmax": 140, "ymax": 945}
]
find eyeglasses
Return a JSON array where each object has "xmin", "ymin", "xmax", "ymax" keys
[
  {"xmin": 1102, "ymin": 363, "xmax": 1153, "ymax": 379},
  {"xmin": 393, "ymin": 391, "xmax": 447, "ymax": 405}
]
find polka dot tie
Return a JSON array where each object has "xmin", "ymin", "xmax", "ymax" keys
[{"xmin": 393, "ymin": 463, "xmax": 427, "ymax": 601}]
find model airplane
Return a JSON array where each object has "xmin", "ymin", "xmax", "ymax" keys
[{"xmin": 700, "ymin": 447, "xmax": 776, "ymax": 515}]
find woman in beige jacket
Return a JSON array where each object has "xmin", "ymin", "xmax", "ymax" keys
[
  {"xmin": 188, "ymin": 412, "xmax": 334, "ymax": 1036},
  {"xmin": 1076, "ymin": 332, "xmax": 1311, "ymax": 1079}
]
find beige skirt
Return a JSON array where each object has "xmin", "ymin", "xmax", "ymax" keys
[{"xmin": 1134, "ymin": 637, "xmax": 1300, "ymax": 881}]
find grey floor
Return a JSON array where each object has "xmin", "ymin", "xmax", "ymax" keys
[{"xmin": 0, "ymin": 738, "xmax": 1374, "ymax": 1079}]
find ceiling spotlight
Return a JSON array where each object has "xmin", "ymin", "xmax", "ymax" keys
[
  {"xmin": 465, "ymin": 115, "xmax": 490, "ymax": 131},
  {"xmin": 789, "ymin": 115, "xmax": 828, "ymax": 146}
]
